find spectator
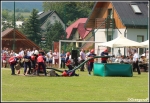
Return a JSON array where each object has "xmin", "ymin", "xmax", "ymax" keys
[
  {"xmin": 79, "ymin": 49, "xmax": 86, "ymax": 71},
  {"xmin": 132, "ymin": 50, "xmax": 141, "ymax": 74},
  {"xmin": 18, "ymin": 48, "xmax": 24, "ymax": 57},
  {"xmin": 47, "ymin": 50, "xmax": 53, "ymax": 68},
  {"xmin": 139, "ymin": 54, "xmax": 148, "ymax": 72},
  {"xmin": 2, "ymin": 52, "xmax": 7, "ymax": 68},
  {"xmin": 53, "ymin": 49, "xmax": 59, "ymax": 68},
  {"xmin": 60, "ymin": 50, "xmax": 66, "ymax": 69},
  {"xmin": 116, "ymin": 49, "xmax": 122, "ymax": 58}
]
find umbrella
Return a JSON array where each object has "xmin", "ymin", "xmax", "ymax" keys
[
  {"xmin": 140, "ymin": 40, "xmax": 149, "ymax": 48},
  {"xmin": 99, "ymin": 34, "xmax": 145, "ymax": 48}
]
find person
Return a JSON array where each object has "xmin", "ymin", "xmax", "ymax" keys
[
  {"xmin": 14, "ymin": 54, "xmax": 22, "ymax": 74},
  {"xmin": 87, "ymin": 49, "xmax": 96, "ymax": 75},
  {"xmin": 101, "ymin": 49, "xmax": 108, "ymax": 63},
  {"xmin": 30, "ymin": 53, "xmax": 36, "ymax": 74},
  {"xmin": 2, "ymin": 52, "xmax": 7, "ymax": 68},
  {"xmin": 116, "ymin": 49, "xmax": 122, "ymax": 58},
  {"xmin": 64, "ymin": 52, "xmax": 79, "ymax": 76},
  {"xmin": 53, "ymin": 49, "xmax": 59, "ymax": 68},
  {"xmin": 65, "ymin": 52, "xmax": 73, "ymax": 70},
  {"xmin": 85, "ymin": 49, "xmax": 91, "ymax": 70},
  {"xmin": 132, "ymin": 50, "xmax": 141, "ymax": 74},
  {"xmin": 60, "ymin": 50, "xmax": 66, "ymax": 69},
  {"xmin": 23, "ymin": 51, "xmax": 32, "ymax": 75},
  {"xmin": 47, "ymin": 50, "xmax": 53, "ymax": 68},
  {"xmin": 18, "ymin": 48, "xmax": 24, "ymax": 57},
  {"xmin": 8, "ymin": 54, "xmax": 20, "ymax": 75},
  {"xmin": 37, "ymin": 53, "xmax": 47, "ymax": 76},
  {"xmin": 79, "ymin": 49, "xmax": 86, "ymax": 71},
  {"xmin": 139, "ymin": 54, "xmax": 148, "ymax": 72}
]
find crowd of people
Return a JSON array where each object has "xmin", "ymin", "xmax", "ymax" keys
[{"xmin": 1, "ymin": 46, "xmax": 149, "ymax": 76}]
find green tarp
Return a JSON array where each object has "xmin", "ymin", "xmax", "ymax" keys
[{"xmin": 93, "ymin": 63, "xmax": 133, "ymax": 77}]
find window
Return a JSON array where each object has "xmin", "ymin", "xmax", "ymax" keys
[
  {"xmin": 137, "ymin": 35, "xmax": 144, "ymax": 55},
  {"xmin": 130, "ymin": 4, "xmax": 142, "ymax": 13},
  {"xmin": 107, "ymin": 9, "xmax": 112, "ymax": 18},
  {"xmin": 53, "ymin": 16, "xmax": 56, "ymax": 20}
]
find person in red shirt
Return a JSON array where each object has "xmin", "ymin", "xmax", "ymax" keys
[
  {"xmin": 87, "ymin": 49, "xmax": 96, "ymax": 75},
  {"xmin": 37, "ymin": 53, "xmax": 47, "ymax": 76},
  {"xmin": 8, "ymin": 55, "xmax": 21, "ymax": 75},
  {"xmin": 101, "ymin": 49, "xmax": 108, "ymax": 63}
]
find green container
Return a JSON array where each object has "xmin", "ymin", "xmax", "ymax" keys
[{"xmin": 93, "ymin": 63, "xmax": 133, "ymax": 77}]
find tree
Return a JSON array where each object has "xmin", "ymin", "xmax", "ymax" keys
[
  {"xmin": 43, "ymin": 20, "xmax": 66, "ymax": 50},
  {"xmin": 2, "ymin": 9, "xmax": 9, "ymax": 21},
  {"xmin": 2, "ymin": 21, "xmax": 13, "ymax": 31},
  {"xmin": 21, "ymin": 9, "xmax": 41, "ymax": 45},
  {"xmin": 42, "ymin": 2, "xmax": 95, "ymax": 25}
]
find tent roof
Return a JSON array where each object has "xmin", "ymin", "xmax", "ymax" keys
[
  {"xmin": 140, "ymin": 40, "xmax": 149, "ymax": 48},
  {"xmin": 99, "ymin": 34, "xmax": 146, "ymax": 48}
]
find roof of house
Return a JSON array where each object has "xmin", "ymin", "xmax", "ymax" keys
[
  {"xmin": 37, "ymin": 10, "xmax": 65, "ymax": 26},
  {"xmin": 112, "ymin": 2, "xmax": 148, "ymax": 27},
  {"xmin": 66, "ymin": 18, "xmax": 92, "ymax": 39},
  {"xmin": 85, "ymin": 2, "xmax": 148, "ymax": 28},
  {"xmin": 2, "ymin": 28, "xmax": 40, "ymax": 52}
]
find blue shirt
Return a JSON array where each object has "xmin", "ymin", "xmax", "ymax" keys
[{"xmin": 61, "ymin": 53, "xmax": 66, "ymax": 61}]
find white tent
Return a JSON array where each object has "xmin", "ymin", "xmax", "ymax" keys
[
  {"xmin": 99, "ymin": 34, "xmax": 145, "ymax": 48},
  {"xmin": 140, "ymin": 40, "xmax": 149, "ymax": 48}
]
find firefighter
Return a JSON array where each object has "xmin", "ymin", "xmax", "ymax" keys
[
  {"xmin": 37, "ymin": 53, "xmax": 47, "ymax": 76},
  {"xmin": 87, "ymin": 49, "xmax": 96, "ymax": 75}
]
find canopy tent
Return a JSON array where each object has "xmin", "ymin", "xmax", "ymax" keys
[
  {"xmin": 140, "ymin": 40, "xmax": 149, "ymax": 48},
  {"xmin": 99, "ymin": 34, "xmax": 145, "ymax": 48}
]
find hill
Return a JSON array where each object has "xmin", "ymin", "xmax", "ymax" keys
[{"xmin": 2, "ymin": 1, "xmax": 43, "ymax": 12}]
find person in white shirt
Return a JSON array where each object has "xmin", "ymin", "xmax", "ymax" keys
[
  {"xmin": 47, "ymin": 50, "xmax": 53, "ymax": 67},
  {"xmin": 132, "ymin": 50, "xmax": 140, "ymax": 74},
  {"xmin": 18, "ymin": 48, "xmax": 24, "ymax": 57},
  {"xmin": 27, "ymin": 48, "xmax": 32, "ymax": 56},
  {"xmin": 116, "ymin": 49, "xmax": 122, "ymax": 58},
  {"xmin": 79, "ymin": 49, "xmax": 86, "ymax": 71},
  {"xmin": 53, "ymin": 49, "xmax": 59, "ymax": 68}
]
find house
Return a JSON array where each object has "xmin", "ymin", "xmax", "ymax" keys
[
  {"xmin": 37, "ymin": 10, "xmax": 65, "ymax": 33},
  {"xmin": 66, "ymin": 18, "xmax": 93, "ymax": 51},
  {"xmin": 16, "ymin": 21, "xmax": 23, "ymax": 28},
  {"xmin": 2, "ymin": 28, "xmax": 40, "ymax": 53},
  {"xmin": 85, "ymin": 1, "xmax": 148, "ymax": 55}
]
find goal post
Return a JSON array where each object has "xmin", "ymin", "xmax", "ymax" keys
[{"xmin": 58, "ymin": 40, "xmax": 104, "ymax": 68}]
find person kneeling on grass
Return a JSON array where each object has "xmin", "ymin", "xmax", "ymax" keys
[{"xmin": 64, "ymin": 52, "xmax": 79, "ymax": 76}]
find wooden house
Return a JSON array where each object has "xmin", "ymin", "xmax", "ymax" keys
[{"xmin": 85, "ymin": 1, "xmax": 148, "ymax": 55}]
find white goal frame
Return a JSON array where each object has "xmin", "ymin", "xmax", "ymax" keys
[{"xmin": 58, "ymin": 40, "xmax": 103, "ymax": 68}]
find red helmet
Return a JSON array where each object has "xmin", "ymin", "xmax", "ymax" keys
[
  {"xmin": 66, "ymin": 52, "xmax": 70, "ymax": 56},
  {"xmin": 90, "ymin": 49, "xmax": 94, "ymax": 53}
]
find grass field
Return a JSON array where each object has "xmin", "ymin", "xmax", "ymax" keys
[{"xmin": 1, "ymin": 67, "xmax": 149, "ymax": 102}]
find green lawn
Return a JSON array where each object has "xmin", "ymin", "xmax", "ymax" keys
[{"xmin": 1, "ymin": 67, "xmax": 149, "ymax": 102}]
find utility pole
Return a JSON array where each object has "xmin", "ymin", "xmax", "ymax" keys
[{"xmin": 13, "ymin": 1, "xmax": 15, "ymax": 51}]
